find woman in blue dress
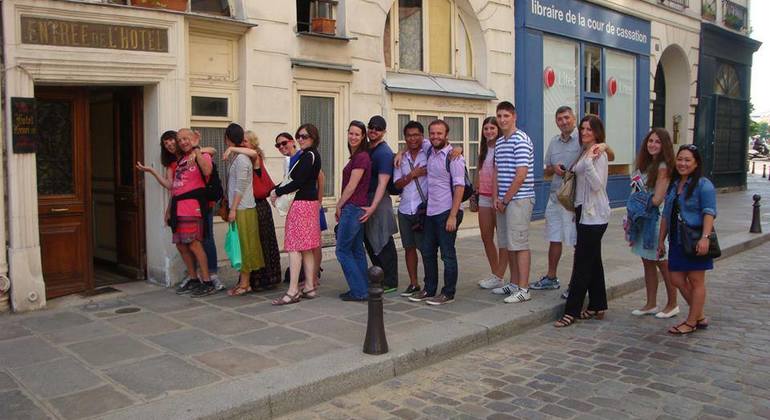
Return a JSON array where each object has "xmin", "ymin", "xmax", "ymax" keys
[{"xmin": 658, "ymin": 144, "xmax": 717, "ymax": 335}]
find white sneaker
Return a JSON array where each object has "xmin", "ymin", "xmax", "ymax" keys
[
  {"xmin": 211, "ymin": 274, "xmax": 225, "ymax": 291},
  {"xmin": 655, "ymin": 306, "xmax": 680, "ymax": 319},
  {"xmin": 504, "ymin": 289, "xmax": 531, "ymax": 303},
  {"xmin": 631, "ymin": 307, "xmax": 659, "ymax": 316},
  {"xmin": 492, "ymin": 283, "xmax": 519, "ymax": 295},
  {"xmin": 478, "ymin": 275, "xmax": 504, "ymax": 289}
]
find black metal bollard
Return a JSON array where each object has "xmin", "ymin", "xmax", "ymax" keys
[
  {"xmin": 764, "ymin": 165, "xmax": 767, "ymax": 179},
  {"xmin": 752, "ymin": 161, "xmax": 755, "ymax": 174},
  {"xmin": 750, "ymin": 195, "xmax": 762, "ymax": 233},
  {"xmin": 363, "ymin": 266, "xmax": 389, "ymax": 355}
]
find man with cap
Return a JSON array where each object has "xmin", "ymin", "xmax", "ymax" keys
[{"xmin": 360, "ymin": 115, "xmax": 399, "ymax": 293}]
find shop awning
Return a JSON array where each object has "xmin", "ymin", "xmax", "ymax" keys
[{"xmin": 384, "ymin": 72, "xmax": 497, "ymax": 100}]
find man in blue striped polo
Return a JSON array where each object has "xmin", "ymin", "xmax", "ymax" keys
[{"xmin": 492, "ymin": 101, "xmax": 535, "ymax": 304}]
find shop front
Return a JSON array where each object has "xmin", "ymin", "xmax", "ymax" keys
[{"xmin": 514, "ymin": 0, "xmax": 651, "ymax": 215}]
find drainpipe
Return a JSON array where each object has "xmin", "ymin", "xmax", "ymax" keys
[{"xmin": 0, "ymin": 2, "xmax": 10, "ymax": 312}]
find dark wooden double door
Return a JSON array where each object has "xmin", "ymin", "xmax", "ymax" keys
[{"xmin": 36, "ymin": 87, "xmax": 146, "ymax": 298}]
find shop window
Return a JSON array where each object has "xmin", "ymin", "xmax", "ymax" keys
[
  {"xmin": 192, "ymin": 126, "xmax": 227, "ymax": 171},
  {"xmin": 192, "ymin": 96, "xmax": 228, "ymax": 117},
  {"xmin": 542, "ymin": 36, "xmax": 579, "ymax": 154},
  {"xmin": 714, "ymin": 63, "xmax": 741, "ymax": 98},
  {"xmin": 583, "ymin": 45, "xmax": 602, "ymax": 94},
  {"xmin": 604, "ymin": 50, "xmax": 636, "ymax": 167},
  {"xmin": 191, "ymin": 0, "xmax": 231, "ymax": 16},
  {"xmin": 297, "ymin": 0, "xmax": 340, "ymax": 36},
  {"xmin": 384, "ymin": 0, "xmax": 474, "ymax": 77},
  {"xmin": 300, "ymin": 94, "xmax": 336, "ymax": 197}
]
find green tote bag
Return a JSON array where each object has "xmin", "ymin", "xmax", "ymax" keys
[{"xmin": 224, "ymin": 222, "xmax": 242, "ymax": 270}]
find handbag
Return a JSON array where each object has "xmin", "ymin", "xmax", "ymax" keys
[
  {"xmin": 556, "ymin": 160, "xmax": 577, "ymax": 212},
  {"xmin": 252, "ymin": 156, "xmax": 275, "ymax": 199},
  {"xmin": 407, "ymin": 158, "xmax": 428, "ymax": 232},
  {"xmin": 275, "ymin": 152, "xmax": 313, "ymax": 216},
  {"xmin": 224, "ymin": 222, "xmax": 242, "ymax": 270},
  {"xmin": 675, "ymin": 198, "xmax": 721, "ymax": 259}
]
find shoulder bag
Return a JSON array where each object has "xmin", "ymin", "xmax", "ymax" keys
[
  {"xmin": 252, "ymin": 156, "xmax": 275, "ymax": 199},
  {"xmin": 556, "ymin": 159, "xmax": 578, "ymax": 211},
  {"xmin": 407, "ymin": 158, "xmax": 428, "ymax": 232},
  {"xmin": 675, "ymin": 197, "xmax": 721, "ymax": 259},
  {"xmin": 275, "ymin": 151, "xmax": 314, "ymax": 216}
]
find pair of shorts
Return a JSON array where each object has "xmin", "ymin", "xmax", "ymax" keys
[
  {"xmin": 496, "ymin": 197, "xmax": 534, "ymax": 251},
  {"xmin": 397, "ymin": 211, "xmax": 423, "ymax": 249},
  {"xmin": 478, "ymin": 194, "xmax": 493, "ymax": 208},
  {"xmin": 544, "ymin": 193, "xmax": 577, "ymax": 246}
]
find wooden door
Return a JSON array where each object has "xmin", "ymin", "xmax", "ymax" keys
[
  {"xmin": 113, "ymin": 88, "xmax": 146, "ymax": 279},
  {"xmin": 36, "ymin": 87, "xmax": 92, "ymax": 298}
]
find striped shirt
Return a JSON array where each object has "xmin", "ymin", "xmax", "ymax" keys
[{"xmin": 494, "ymin": 129, "xmax": 535, "ymax": 200}]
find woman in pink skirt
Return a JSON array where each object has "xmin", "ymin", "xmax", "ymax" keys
[{"xmin": 270, "ymin": 124, "xmax": 322, "ymax": 305}]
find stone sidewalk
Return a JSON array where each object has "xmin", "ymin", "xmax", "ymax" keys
[{"xmin": 1, "ymin": 175, "xmax": 769, "ymax": 420}]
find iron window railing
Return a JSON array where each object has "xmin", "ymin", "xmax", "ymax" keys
[{"xmin": 722, "ymin": 0, "xmax": 748, "ymax": 31}]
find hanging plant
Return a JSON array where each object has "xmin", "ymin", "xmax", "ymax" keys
[{"xmin": 723, "ymin": 13, "xmax": 744, "ymax": 30}]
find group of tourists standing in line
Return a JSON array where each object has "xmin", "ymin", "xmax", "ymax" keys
[{"xmin": 137, "ymin": 99, "xmax": 718, "ymax": 336}]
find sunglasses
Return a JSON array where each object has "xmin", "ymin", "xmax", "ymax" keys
[
  {"xmin": 368, "ymin": 126, "xmax": 384, "ymax": 132},
  {"xmin": 297, "ymin": 134, "xmax": 311, "ymax": 140},
  {"xmin": 679, "ymin": 144, "xmax": 698, "ymax": 152},
  {"xmin": 274, "ymin": 140, "xmax": 291, "ymax": 148}
]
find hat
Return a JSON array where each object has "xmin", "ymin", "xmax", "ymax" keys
[{"xmin": 368, "ymin": 115, "xmax": 387, "ymax": 131}]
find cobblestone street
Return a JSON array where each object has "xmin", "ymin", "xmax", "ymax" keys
[{"xmin": 288, "ymin": 241, "xmax": 770, "ymax": 420}]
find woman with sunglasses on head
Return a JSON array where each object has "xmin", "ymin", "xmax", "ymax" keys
[
  {"xmin": 335, "ymin": 121, "xmax": 372, "ymax": 301},
  {"xmin": 270, "ymin": 124, "xmax": 323, "ymax": 305},
  {"xmin": 554, "ymin": 115, "xmax": 610, "ymax": 328},
  {"xmin": 628, "ymin": 128, "xmax": 679, "ymax": 319},
  {"xmin": 658, "ymin": 144, "xmax": 716, "ymax": 335}
]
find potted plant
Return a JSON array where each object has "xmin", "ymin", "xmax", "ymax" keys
[
  {"xmin": 309, "ymin": 0, "xmax": 337, "ymax": 35},
  {"xmin": 132, "ymin": 0, "xmax": 188, "ymax": 12},
  {"xmin": 724, "ymin": 13, "xmax": 744, "ymax": 30},
  {"xmin": 701, "ymin": 3, "xmax": 716, "ymax": 21}
]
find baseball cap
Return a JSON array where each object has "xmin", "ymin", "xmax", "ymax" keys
[{"xmin": 367, "ymin": 115, "xmax": 387, "ymax": 131}]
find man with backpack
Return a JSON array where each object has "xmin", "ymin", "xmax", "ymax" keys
[
  {"xmin": 408, "ymin": 120, "xmax": 468, "ymax": 306},
  {"xmin": 361, "ymin": 115, "xmax": 399, "ymax": 293}
]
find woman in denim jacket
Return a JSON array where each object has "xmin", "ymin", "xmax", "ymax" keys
[
  {"xmin": 658, "ymin": 144, "xmax": 717, "ymax": 335},
  {"xmin": 628, "ymin": 128, "xmax": 678, "ymax": 319}
]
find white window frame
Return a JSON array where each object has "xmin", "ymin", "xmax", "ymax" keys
[{"xmin": 385, "ymin": 0, "xmax": 473, "ymax": 79}]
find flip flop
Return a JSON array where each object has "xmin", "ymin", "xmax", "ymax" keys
[
  {"xmin": 668, "ymin": 321, "xmax": 697, "ymax": 335},
  {"xmin": 227, "ymin": 285, "xmax": 252, "ymax": 297}
]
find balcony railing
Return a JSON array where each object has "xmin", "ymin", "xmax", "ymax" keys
[
  {"xmin": 722, "ymin": 0, "xmax": 747, "ymax": 31},
  {"xmin": 659, "ymin": 0, "xmax": 689, "ymax": 9},
  {"xmin": 701, "ymin": 0, "xmax": 717, "ymax": 21}
]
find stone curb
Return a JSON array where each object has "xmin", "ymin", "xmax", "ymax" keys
[{"xmin": 101, "ymin": 229, "xmax": 770, "ymax": 420}]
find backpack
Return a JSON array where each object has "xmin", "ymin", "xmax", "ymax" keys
[
  {"xmin": 446, "ymin": 156, "xmax": 475, "ymax": 203},
  {"xmin": 196, "ymin": 159, "xmax": 224, "ymax": 202}
]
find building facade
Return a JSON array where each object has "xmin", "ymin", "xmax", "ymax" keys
[{"xmin": 0, "ymin": 0, "xmax": 753, "ymax": 312}]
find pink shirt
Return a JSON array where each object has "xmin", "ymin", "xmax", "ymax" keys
[
  {"xmin": 427, "ymin": 144, "xmax": 466, "ymax": 216},
  {"xmin": 478, "ymin": 149, "xmax": 495, "ymax": 196},
  {"xmin": 172, "ymin": 152, "xmax": 211, "ymax": 217}
]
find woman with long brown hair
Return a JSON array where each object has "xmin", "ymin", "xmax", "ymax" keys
[
  {"xmin": 475, "ymin": 117, "xmax": 509, "ymax": 290},
  {"xmin": 555, "ymin": 115, "xmax": 610, "ymax": 327},
  {"xmin": 628, "ymin": 128, "xmax": 679, "ymax": 318}
]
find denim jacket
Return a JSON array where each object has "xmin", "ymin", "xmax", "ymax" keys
[
  {"xmin": 662, "ymin": 177, "xmax": 717, "ymax": 229},
  {"xmin": 627, "ymin": 191, "xmax": 659, "ymax": 250}
]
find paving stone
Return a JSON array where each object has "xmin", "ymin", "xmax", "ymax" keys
[
  {"xmin": 19, "ymin": 311, "xmax": 91, "ymax": 333},
  {"xmin": 124, "ymin": 290, "xmax": 203, "ymax": 313},
  {"xmin": 233, "ymin": 325, "xmax": 310, "ymax": 347},
  {"xmin": 486, "ymin": 414, "xmax": 518, "ymax": 420},
  {"xmin": 0, "ymin": 337, "xmax": 63, "ymax": 368},
  {"xmin": 11, "ymin": 357, "xmax": 103, "ymax": 398},
  {"xmin": 203, "ymin": 294, "xmax": 264, "ymax": 308},
  {"xmin": 105, "ymin": 355, "xmax": 220, "ymax": 398},
  {"xmin": 404, "ymin": 307, "xmax": 459, "ymax": 321},
  {"xmin": 168, "ymin": 306, "xmax": 226, "ymax": 324},
  {"xmin": 292, "ymin": 316, "xmax": 366, "ymax": 344},
  {"xmin": 0, "ymin": 389, "xmax": 51, "ymax": 420},
  {"xmin": 67, "ymin": 335, "xmax": 159, "ymax": 366},
  {"xmin": 0, "ymin": 372, "xmax": 17, "ymax": 390},
  {"xmin": 193, "ymin": 347, "xmax": 279, "ymax": 376},
  {"xmin": 701, "ymin": 404, "xmax": 737, "ymax": 418},
  {"xmin": 0, "ymin": 323, "xmax": 32, "ymax": 341},
  {"xmin": 261, "ymin": 308, "xmax": 325, "ymax": 325},
  {"xmin": 236, "ymin": 301, "xmax": 291, "ymax": 316},
  {"xmin": 346, "ymin": 310, "xmax": 411, "ymax": 325},
  {"xmin": 272, "ymin": 337, "xmax": 344, "ymax": 362},
  {"xmin": 485, "ymin": 401, "xmax": 519, "ymax": 412},
  {"xmin": 43, "ymin": 320, "xmax": 121, "ymax": 344},
  {"xmin": 106, "ymin": 312, "xmax": 184, "ymax": 335},
  {"xmin": 147, "ymin": 328, "xmax": 230, "ymax": 355},
  {"xmin": 391, "ymin": 407, "xmax": 420, "ymax": 420},
  {"xmin": 485, "ymin": 390, "xmax": 513, "ymax": 400},
  {"xmin": 558, "ymin": 398, "xmax": 594, "ymax": 413},
  {"xmin": 539, "ymin": 404, "xmax": 576, "ymax": 418},
  {"xmin": 48, "ymin": 385, "xmax": 133, "ymax": 420},
  {"xmin": 192, "ymin": 312, "xmax": 268, "ymax": 335},
  {"xmin": 386, "ymin": 319, "xmax": 433, "ymax": 336}
]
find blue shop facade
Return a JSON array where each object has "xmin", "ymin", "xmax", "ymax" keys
[{"xmin": 514, "ymin": 0, "xmax": 652, "ymax": 217}]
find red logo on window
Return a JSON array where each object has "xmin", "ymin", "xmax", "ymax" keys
[
  {"xmin": 544, "ymin": 67, "xmax": 556, "ymax": 88},
  {"xmin": 608, "ymin": 77, "xmax": 618, "ymax": 96}
]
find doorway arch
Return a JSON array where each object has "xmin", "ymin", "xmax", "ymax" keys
[{"xmin": 657, "ymin": 45, "xmax": 690, "ymax": 144}]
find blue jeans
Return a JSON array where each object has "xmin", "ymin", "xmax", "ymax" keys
[
  {"xmin": 203, "ymin": 210, "xmax": 218, "ymax": 273},
  {"xmin": 335, "ymin": 204, "xmax": 368, "ymax": 299},
  {"xmin": 421, "ymin": 210, "xmax": 463, "ymax": 298}
]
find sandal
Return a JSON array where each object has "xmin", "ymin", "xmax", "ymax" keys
[
  {"xmin": 227, "ymin": 285, "xmax": 252, "ymax": 297},
  {"xmin": 668, "ymin": 321, "xmax": 697, "ymax": 335},
  {"xmin": 271, "ymin": 291, "xmax": 301, "ymax": 306},
  {"xmin": 301, "ymin": 287, "xmax": 318, "ymax": 299},
  {"xmin": 580, "ymin": 310, "xmax": 606, "ymax": 320},
  {"xmin": 554, "ymin": 314, "xmax": 575, "ymax": 328},
  {"xmin": 696, "ymin": 318, "xmax": 709, "ymax": 329}
]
